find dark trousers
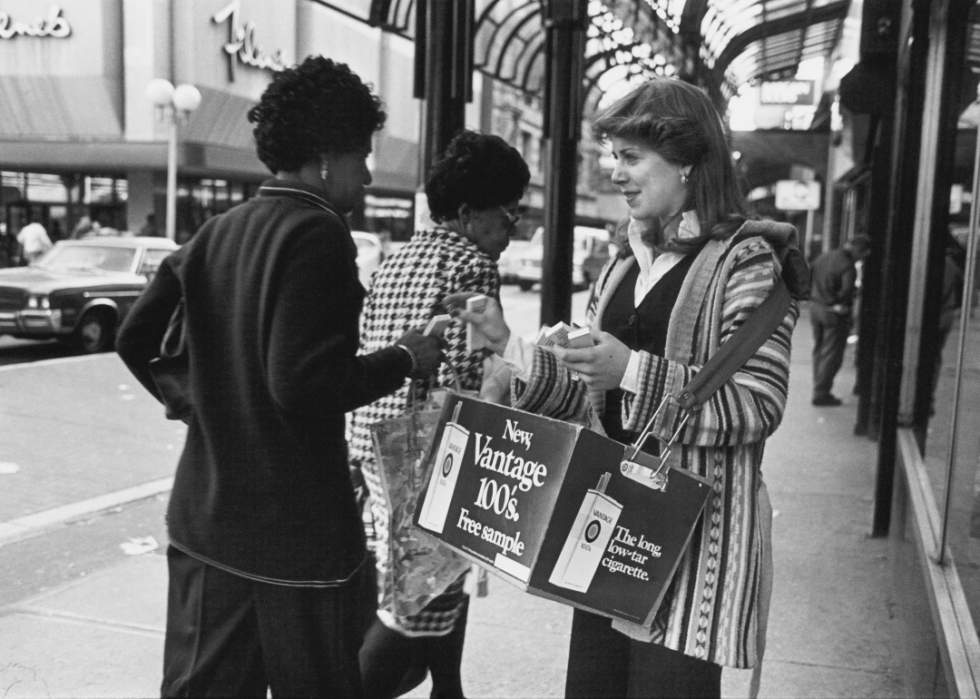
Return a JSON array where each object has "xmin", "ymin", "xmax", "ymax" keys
[
  {"xmin": 810, "ymin": 304, "xmax": 851, "ymax": 399},
  {"xmin": 565, "ymin": 609, "xmax": 721, "ymax": 699},
  {"xmin": 161, "ymin": 546, "xmax": 368, "ymax": 698},
  {"xmin": 358, "ymin": 597, "xmax": 469, "ymax": 699}
]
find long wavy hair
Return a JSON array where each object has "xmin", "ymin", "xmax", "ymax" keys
[{"xmin": 591, "ymin": 78, "xmax": 751, "ymax": 254}]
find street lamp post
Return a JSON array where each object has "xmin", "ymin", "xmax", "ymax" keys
[{"xmin": 146, "ymin": 79, "xmax": 202, "ymax": 241}]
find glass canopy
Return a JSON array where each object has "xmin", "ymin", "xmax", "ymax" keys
[{"xmin": 340, "ymin": 0, "xmax": 852, "ymax": 109}]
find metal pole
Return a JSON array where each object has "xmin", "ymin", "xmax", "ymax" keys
[
  {"xmin": 540, "ymin": 0, "xmax": 587, "ymax": 327},
  {"xmin": 419, "ymin": 0, "xmax": 472, "ymax": 177},
  {"xmin": 805, "ymin": 209, "xmax": 814, "ymax": 255},
  {"xmin": 165, "ymin": 114, "xmax": 178, "ymax": 241},
  {"xmin": 936, "ymin": 84, "xmax": 980, "ymax": 566}
]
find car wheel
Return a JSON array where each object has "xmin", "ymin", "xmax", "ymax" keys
[
  {"xmin": 72, "ymin": 309, "xmax": 115, "ymax": 354},
  {"xmin": 518, "ymin": 280, "xmax": 534, "ymax": 292}
]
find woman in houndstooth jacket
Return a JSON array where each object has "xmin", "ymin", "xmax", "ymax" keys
[
  {"xmin": 349, "ymin": 130, "xmax": 530, "ymax": 699},
  {"xmin": 451, "ymin": 79, "xmax": 805, "ymax": 699}
]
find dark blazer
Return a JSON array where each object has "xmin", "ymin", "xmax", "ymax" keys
[{"xmin": 116, "ymin": 180, "xmax": 410, "ymax": 584}]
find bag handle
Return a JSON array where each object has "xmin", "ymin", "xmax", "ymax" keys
[
  {"xmin": 405, "ymin": 360, "xmax": 464, "ymax": 412},
  {"xmin": 621, "ymin": 278, "xmax": 792, "ymax": 489}
]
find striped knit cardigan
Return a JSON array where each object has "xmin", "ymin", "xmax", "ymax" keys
[{"xmin": 510, "ymin": 219, "xmax": 799, "ymax": 670}]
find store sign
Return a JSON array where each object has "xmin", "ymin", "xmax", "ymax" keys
[
  {"xmin": 0, "ymin": 5, "xmax": 71, "ymax": 40},
  {"xmin": 212, "ymin": 1, "xmax": 288, "ymax": 82},
  {"xmin": 775, "ymin": 180, "xmax": 821, "ymax": 211},
  {"xmin": 759, "ymin": 80, "xmax": 815, "ymax": 106}
]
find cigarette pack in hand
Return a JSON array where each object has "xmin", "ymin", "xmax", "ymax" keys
[
  {"xmin": 424, "ymin": 314, "xmax": 452, "ymax": 337},
  {"xmin": 566, "ymin": 327, "xmax": 594, "ymax": 348},
  {"xmin": 466, "ymin": 295, "xmax": 490, "ymax": 351},
  {"xmin": 543, "ymin": 322, "xmax": 571, "ymax": 348}
]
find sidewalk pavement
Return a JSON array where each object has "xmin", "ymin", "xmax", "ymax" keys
[{"xmin": 0, "ymin": 308, "xmax": 906, "ymax": 698}]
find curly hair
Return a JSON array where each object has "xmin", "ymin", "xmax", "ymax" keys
[
  {"xmin": 247, "ymin": 56, "xmax": 386, "ymax": 174},
  {"xmin": 591, "ymin": 78, "xmax": 749, "ymax": 252},
  {"xmin": 425, "ymin": 130, "xmax": 531, "ymax": 223}
]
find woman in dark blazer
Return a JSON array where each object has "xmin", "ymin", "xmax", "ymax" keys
[{"xmin": 117, "ymin": 56, "xmax": 440, "ymax": 698}]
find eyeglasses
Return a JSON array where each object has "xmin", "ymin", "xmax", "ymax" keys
[{"xmin": 498, "ymin": 206, "xmax": 522, "ymax": 228}]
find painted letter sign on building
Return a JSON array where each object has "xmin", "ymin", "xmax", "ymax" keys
[
  {"xmin": 775, "ymin": 179, "xmax": 821, "ymax": 211},
  {"xmin": 760, "ymin": 80, "xmax": 815, "ymax": 106},
  {"xmin": 0, "ymin": 5, "xmax": 71, "ymax": 40},
  {"xmin": 212, "ymin": 0, "xmax": 288, "ymax": 82}
]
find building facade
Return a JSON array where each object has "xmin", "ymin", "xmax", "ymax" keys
[{"xmin": 0, "ymin": 0, "xmax": 611, "ymax": 261}]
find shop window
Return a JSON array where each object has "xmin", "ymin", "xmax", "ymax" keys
[
  {"xmin": 363, "ymin": 193, "xmax": 414, "ymax": 245},
  {"xmin": 914, "ymin": 17, "xmax": 980, "ymax": 667}
]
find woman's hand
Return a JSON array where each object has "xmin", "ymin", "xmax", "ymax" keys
[
  {"xmin": 552, "ymin": 329, "xmax": 632, "ymax": 392},
  {"xmin": 442, "ymin": 292, "xmax": 511, "ymax": 355}
]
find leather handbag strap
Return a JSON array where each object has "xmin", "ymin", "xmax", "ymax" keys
[{"xmin": 674, "ymin": 277, "xmax": 792, "ymax": 411}]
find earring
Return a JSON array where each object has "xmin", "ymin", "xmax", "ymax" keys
[
  {"xmin": 680, "ymin": 171, "xmax": 689, "ymax": 185},
  {"xmin": 319, "ymin": 161, "xmax": 329, "ymax": 182}
]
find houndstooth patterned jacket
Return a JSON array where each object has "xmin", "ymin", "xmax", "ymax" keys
[{"xmin": 348, "ymin": 226, "xmax": 499, "ymax": 635}]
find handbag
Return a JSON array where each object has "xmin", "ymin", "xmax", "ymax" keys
[
  {"xmin": 370, "ymin": 372, "xmax": 475, "ymax": 619},
  {"xmin": 148, "ymin": 299, "xmax": 192, "ymax": 423}
]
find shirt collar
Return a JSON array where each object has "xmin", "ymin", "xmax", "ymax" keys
[
  {"xmin": 627, "ymin": 211, "xmax": 700, "ymax": 275},
  {"xmin": 257, "ymin": 178, "xmax": 348, "ymax": 225}
]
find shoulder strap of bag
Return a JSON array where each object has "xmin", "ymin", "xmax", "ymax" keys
[
  {"xmin": 674, "ymin": 277, "xmax": 791, "ymax": 411},
  {"xmin": 623, "ymin": 277, "xmax": 793, "ymax": 484}
]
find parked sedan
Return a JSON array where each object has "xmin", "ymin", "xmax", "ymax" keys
[
  {"xmin": 0, "ymin": 237, "xmax": 178, "ymax": 354},
  {"xmin": 515, "ymin": 226, "xmax": 612, "ymax": 291}
]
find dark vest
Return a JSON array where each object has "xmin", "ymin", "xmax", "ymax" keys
[{"xmin": 601, "ymin": 254, "xmax": 695, "ymax": 450}]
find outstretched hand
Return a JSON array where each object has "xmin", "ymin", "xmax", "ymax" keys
[
  {"xmin": 552, "ymin": 328, "xmax": 632, "ymax": 391},
  {"xmin": 442, "ymin": 292, "xmax": 511, "ymax": 356},
  {"xmin": 395, "ymin": 329, "xmax": 443, "ymax": 378}
]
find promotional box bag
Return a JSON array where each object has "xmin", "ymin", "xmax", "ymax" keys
[
  {"xmin": 413, "ymin": 394, "xmax": 710, "ymax": 626},
  {"xmin": 414, "ymin": 274, "xmax": 795, "ymax": 626}
]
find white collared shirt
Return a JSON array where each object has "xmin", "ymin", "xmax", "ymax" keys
[
  {"xmin": 619, "ymin": 213, "xmax": 698, "ymax": 391},
  {"xmin": 502, "ymin": 213, "xmax": 700, "ymax": 393}
]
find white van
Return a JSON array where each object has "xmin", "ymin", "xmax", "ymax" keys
[{"xmin": 514, "ymin": 226, "xmax": 613, "ymax": 291}]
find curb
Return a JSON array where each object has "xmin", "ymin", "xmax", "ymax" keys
[{"xmin": 0, "ymin": 476, "xmax": 173, "ymax": 547}]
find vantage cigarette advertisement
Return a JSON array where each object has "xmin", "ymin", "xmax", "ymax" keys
[{"xmin": 415, "ymin": 395, "xmax": 711, "ymax": 626}]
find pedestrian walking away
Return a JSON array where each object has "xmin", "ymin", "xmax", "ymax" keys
[
  {"xmin": 16, "ymin": 218, "xmax": 52, "ymax": 264},
  {"xmin": 349, "ymin": 129, "xmax": 530, "ymax": 699},
  {"xmin": 451, "ymin": 77, "xmax": 808, "ymax": 699},
  {"xmin": 116, "ymin": 56, "xmax": 441, "ymax": 699},
  {"xmin": 809, "ymin": 233, "xmax": 871, "ymax": 406}
]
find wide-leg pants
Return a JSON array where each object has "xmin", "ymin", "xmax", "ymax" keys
[
  {"xmin": 161, "ymin": 545, "xmax": 370, "ymax": 698},
  {"xmin": 564, "ymin": 608, "xmax": 722, "ymax": 699}
]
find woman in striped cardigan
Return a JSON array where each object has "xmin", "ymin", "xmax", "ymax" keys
[{"xmin": 452, "ymin": 78, "xmax": 805, "ymax": 698}]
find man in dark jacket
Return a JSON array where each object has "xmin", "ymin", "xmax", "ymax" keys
[
  {"xmin": 809, "ymin": 233, "xmax": 871, "ymax": 406},
  {"xmin": 116, "ymin": 57, "xmax": 441, "ymax": 697}
]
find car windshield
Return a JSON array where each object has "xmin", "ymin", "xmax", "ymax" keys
[{"xmin": 35, "ymin": 245, "xmax": 137, "ymax": 274}]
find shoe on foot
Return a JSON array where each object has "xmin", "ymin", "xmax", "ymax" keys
[{"xmin": 812, "ymin": 395, "xmax": 843, "ymax": 407}]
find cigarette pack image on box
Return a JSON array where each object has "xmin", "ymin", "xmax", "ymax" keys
[
  {"xmin": 414, "ymin": 394, "xmax": 711, "ymax": 626},
  {"xmin": 549, "ymin": 473, "xmax": 621, "ymax": 592},
  {"xmin": 417, "ymin": 402, "xmax": 468, "ymax": 534}
]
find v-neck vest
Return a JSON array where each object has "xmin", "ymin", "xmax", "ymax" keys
[{"xmin": 601, "ymin": 254, "xmax": 695, "ymax": 447}]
